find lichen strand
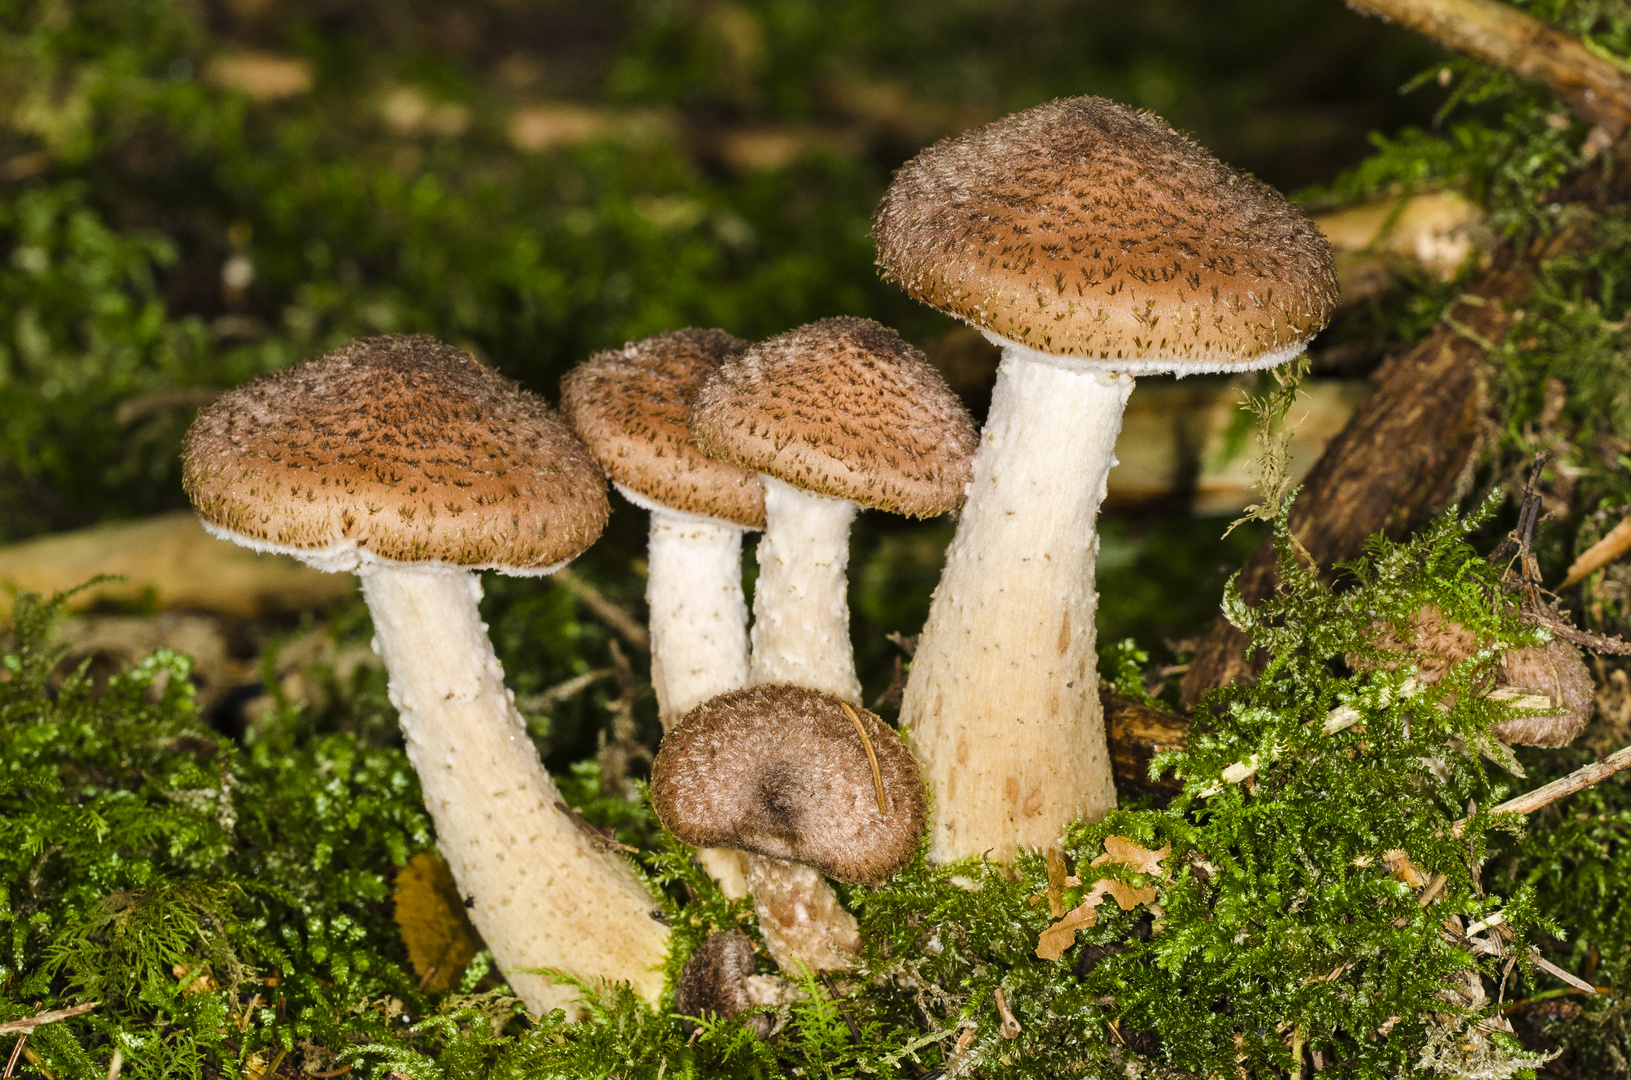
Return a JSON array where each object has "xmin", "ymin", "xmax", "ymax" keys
[
  {"xmin": 181, "ymin": 334, "xmax": 609, "ymax": 570},
  {"xmin": 689, "ymin": 317, "xmax": 977, "ymax": 518},
  {"xmin": 872, "ymin": 96, "xmax": 1339, "ymax": 365},
  {"xmin": 560, "ymin": 328, "xmax": 766, "ymax": 529},
  {"xmin": 651, "ymin": 683, "xmax": 925, "ymax": 884}
]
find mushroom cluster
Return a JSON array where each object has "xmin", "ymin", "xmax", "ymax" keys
[{"xmin": 185, "ymin": 95, "xmax": 1575, "ymax": 1037}]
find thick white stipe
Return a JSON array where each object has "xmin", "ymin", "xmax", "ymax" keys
[
  {"xmin": 900, "ymin": 348, "xmax": 1132, "ymax": 863},
  {"xmin": 358, "ymin": 565, "xmax": 669, "ymax": 1014},
  {"xmin": 748, "ymin": 477, "xmax": 861, "ymax": 702}
]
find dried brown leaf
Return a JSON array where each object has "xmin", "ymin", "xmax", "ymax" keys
[{"xmin": 394, "ymin": 850, "xmax": 482, "ymax": 994}]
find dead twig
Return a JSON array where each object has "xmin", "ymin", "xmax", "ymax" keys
[
  {"xmin": 1564, "ymin": 515, "xmax": 1631, "ymax": 586},
  {"xmin": 1346, "ymin": 0, "xmax": 1631, "ymax": 152},
  {"xmin": 0, "ymin": 1001, "xmax": 99, "ymax": 1036},
  {"xmin": 1520, "ymin": 608, "xmax": 1631, "ymax": 655},
  {"xmin": 553, "ymin": 569, "xmax": 648, "ymax": 653},
  {"xmin": 993, "ymin": 987, "xmax": 1022, "ymax": 1039},
  {"xmin": 1452, "ymin": 742, "xmax": 1631, "ymax": 835}
]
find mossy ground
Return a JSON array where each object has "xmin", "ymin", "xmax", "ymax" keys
[{"xmin": 8, "ymin": 0, "xmax": 1631, "ymax": 1077}]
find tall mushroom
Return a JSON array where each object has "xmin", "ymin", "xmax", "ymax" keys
[
  {"xmin": 560, "ymin": 328, "xmax": 764, "ymax": 897},
  {"xmin": 181, "ymin": 335, "xmax": 669, "ymax": 1015},
  {"xmin": 689, "ymin": 316, "xmax": 974, "ymax": 970},
  {"xmin": 872, "ymin": 97, "xmax": 1338, "ymax": 863}
]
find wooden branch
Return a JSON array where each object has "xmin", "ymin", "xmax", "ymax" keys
[
  {"xmin": 0, "ymin": 1001, "xmax": 98, "ymax": 1036},
  {"xmin": 1103, "ymin": 691, "xmax": 1188, "ymax": 795},
  {"xmin": 1347, "ymin": 0, "xmax": 1631, "ymax": 145},
  {"xmin": 1180, "ymin": 228, "xmax": 1588, "ymax": 708},
  {"xmin": 1451, "ymin": 742, "xmax": 1631, "ymax": 835},
  {"xmin": 1563, "ymin": 514, "xmax": 1631, "ymax": 585}
]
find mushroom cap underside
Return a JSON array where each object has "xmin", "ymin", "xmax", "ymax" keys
[{"xmin": 652, "ymin": 683, "xmax": 926, "ymax": 884}]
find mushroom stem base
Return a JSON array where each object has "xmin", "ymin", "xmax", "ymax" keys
[
  {"xmin": 900, "ymin": 350, "xmax": 1132, "ymax": 863},
  {"xmin": 359, "ymin": 565, "xmax": 669, "ymax": 1015}
]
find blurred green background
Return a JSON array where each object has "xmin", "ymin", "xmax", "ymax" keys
[{"xmin": 0, "ymin": 0, "xmax": 1458, "ymax": 764}]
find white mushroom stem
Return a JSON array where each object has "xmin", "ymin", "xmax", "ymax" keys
[
  {"xmin": 900, "ymin": 348, "xmax": 1133, "ymax": 863},
  {"xmin": 358, "ymin": 564, "xmax": 669, "ymax": 1015},
  {"xmin": 643, "ymin": 508, "xmax": 752, "ymax": 727},
  {"xmin": 748, "ymin": 476, "xmax": 861, "ymax": 701},
  {"xmin": 637, "ymin": 500, "xmax": 754, "ymax": 900},
  {"xmin": 741, "ymin": 477, "xmax": 863, "ymax": 970}
]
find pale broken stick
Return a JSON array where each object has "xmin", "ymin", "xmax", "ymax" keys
[
  {"xmin": 1452, "ymin": 742, "xmax": 1631, "ymax": 837},
  {"xmin": 1563, "ymin": 514, "xmax": 1631, "ymax": 587},
  {"xmin": 0, "ymin": 1001, "xmax": 99, "ymax": 1035}
]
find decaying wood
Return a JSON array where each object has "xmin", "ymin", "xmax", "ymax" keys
[
  {"xmin": 1347, "ymin": 0, "xmax": 1631, "ymax": 150},
  {"xmin": 0, "ymin": 512, "xmax": 351, "ymax": 620},
  {"xmin": 1102, "ymin": 691, "xmax": 1188, "ymax": 795},
  {"xmin": 1180, "ymin": 228, "xmax": 1586, "ymax": 708},
  {"xmin": 0, "ymin": 1001, "xmax": 98, "ymax": 1036}
]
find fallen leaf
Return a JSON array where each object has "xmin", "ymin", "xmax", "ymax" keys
[
  {"xmin": 1037, "ymin": 895, "xmax": 1101, "ymax": 961},
  {"xmin": 1097, "ymin": 878, "xmax": 1159, "ymax": 911},
  {"xmin": 1092, "ymin": 836, "xmax": 1170, "ymax": 877},
  {"xmin": 173, "ymin": 963, "xmax": 217, "ymax": 994},
  {"xmin": 394, "ymin": 850, "xmax": 483, "ymax": 994},
  {"xmin": 1044, "ymin": 847, "xmax": 1068, "ymax": 918},
  {"xmin": 1383, "ymin": 849, "xmax": 1426, "ymax": 889}
]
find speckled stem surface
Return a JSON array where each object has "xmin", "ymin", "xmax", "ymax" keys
[
  {"xmin": 748, "ymin": 477, "xmax": 860, "ymax": 701},
  {"xmin": 744, "ymin": 856, "xmax": 860, "ymax": 973},
  {"xmin": 900, "ymin": 350, "xmax": 1132, "ymax": 863},
  {"xmin": 359, "ymin": 565, "xmax": 669, "ymax": 1014},
  {"xmin": 645, "ymin": 509, "xmax": 753, "ymax": 900}
]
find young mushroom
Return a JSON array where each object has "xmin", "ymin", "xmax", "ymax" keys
[
  {"xmin": 872, "ymin": 96, "xmax": 1338, "ymax": 863},
  {"xmin": 654, "ymin": 683, "xmax": 925, "ymax": 970},
  {"xmin": 1365, "ymin": 604, "xmax": 1594, "ymax": 747},
  {"xmin": 561, "ymin": 329, "xmax": 764, "ymax": 898},
  {"xmin": 674, "ymin": 929, "xmax": 790, "ymax": 1040},
  {"xmin": 690, "ymin": 316, "xmax": 977, "ymax": 702},
  {"xmin": 181, "ymin": 335, "xmax": 668, "ymax": 1016}
]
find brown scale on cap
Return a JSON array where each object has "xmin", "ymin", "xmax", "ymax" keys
[
  {"xmin": 182, "ymin": 334, "xmax": 609, "ymax": 571},
  {"xmin": 872, "ymin": 96, "xmax": 1339, "ymax": 366},
  {"xmin": 652, "ymin": 684, "xmax": 926, "ymax": 884},
  {"xmin": 561, "ymin": 329, "xmax": 766, "ymax": 529},
  {"xmin": 1362, "ymin": 604, "xmax": 1595, "ymax": 748},
  {"xmin": 674, "ymin": 929, "xmax": 772, "ymax": 1039},
  {"xmin": 689, "ymin": 317, "xmax": 977, "ymax": 518}
]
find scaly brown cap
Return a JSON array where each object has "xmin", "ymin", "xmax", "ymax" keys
[
  {"xmin": 651, "ymin": 683, "xmax": 926, "ymax": 884},
  {"xmin": 689, "ymin": 317, "xmax": 976, "ymax": 518},
  {"xmin": 560, "ymin": 329, "xmax": 765, "ymax": 529},
  {"xmin": 872, "ymin": 97, "xmax": 1338, "ymax": 373},
  {"xmin": 182, "ymin": 334, "xmax": 609, "ymax": 574}
]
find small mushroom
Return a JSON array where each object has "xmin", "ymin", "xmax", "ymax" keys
[
  {"xmin": 674, "ymin": 929, "xmax": 786, "ymax": 1039},
  {"xmin": 690, "ymin": 317, "xmax": 976, "ymax": 701},
  {"xmin": 1364, "ymin": 604, "xmax": 1594, "ymax": 747},
  {"xmin": 872, "ymin": 97, "xmax": 1338, "ymax": 863},
  {"xmin": 182, "ymin": 335, "xmax": 668, "ymax": 1015},
  {"xmin": 562, "ymin": 328, "xmax": 764, "ymax": 899},
  {"xmin": 652, "ymin": 684, "xmax": 926, "ymax": 885}
]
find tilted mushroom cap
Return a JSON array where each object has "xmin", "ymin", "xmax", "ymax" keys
[
  {"xmin": 689, "ymin": 317, "xmax": 977, "ymax": 518},
  {"xmin": 1359, "ymin": 604, "xmax": 1594, "ymax": 748},
  {"xmin": 872, "ymin": 96, "xmax": 1339, "ymax": 373},
  {"xmin": 561, "ymin": 329, "xmax": 766, "ymax": 530},
  {"xmin": 651, "ymin": 683, "xmax": 926, "ymax": 884},
  {"xmin": 182, "ymin": 334, "xmax": 609, "ymax": 573},
  {"xmin": 674, "ymin": 929, "xmax": 773, "ymax": 1039}
]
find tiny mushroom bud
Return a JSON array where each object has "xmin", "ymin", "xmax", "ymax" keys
[
  {"xmin": 562, "ymin": 328, "xmax": 765, "ymax": 900},
  {"xmin": 674, "ymin": 929, "xmax": 777, "ymax": 1040},
  {"xmin": 873, "ymin": 96, "xmax": 1338, "ymax": 863},
  {"xmin": 1365, "ymin": 604, "xmax": 1594, "ymax": 748},
  {"xmin": 653, "ymin": 684, "xmax": 926, "ymax": 884},
  {"xmin": 182, "ymin": 335, "xmax": 667, "ymax": 1016}
]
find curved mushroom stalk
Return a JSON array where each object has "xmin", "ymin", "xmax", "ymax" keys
[
  {"xmin": 360, "ymin": 565, "xmax": 669, "ymax": 1014},
  {"xmin": 901, "ymin": 353, "xmax": 1131, "ymax": 863},
  {"xmin": 745, "ymin": 856, "xmax": 860, "ymax": 972},
  {"xmin": 749, "ymin": 477, "xmax": 861, "ymax": 701}
]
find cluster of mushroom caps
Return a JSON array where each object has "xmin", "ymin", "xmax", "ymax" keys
[{"xmin": 177, "ymin": 95, "xmax": 1587, "ymax": 1031}]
